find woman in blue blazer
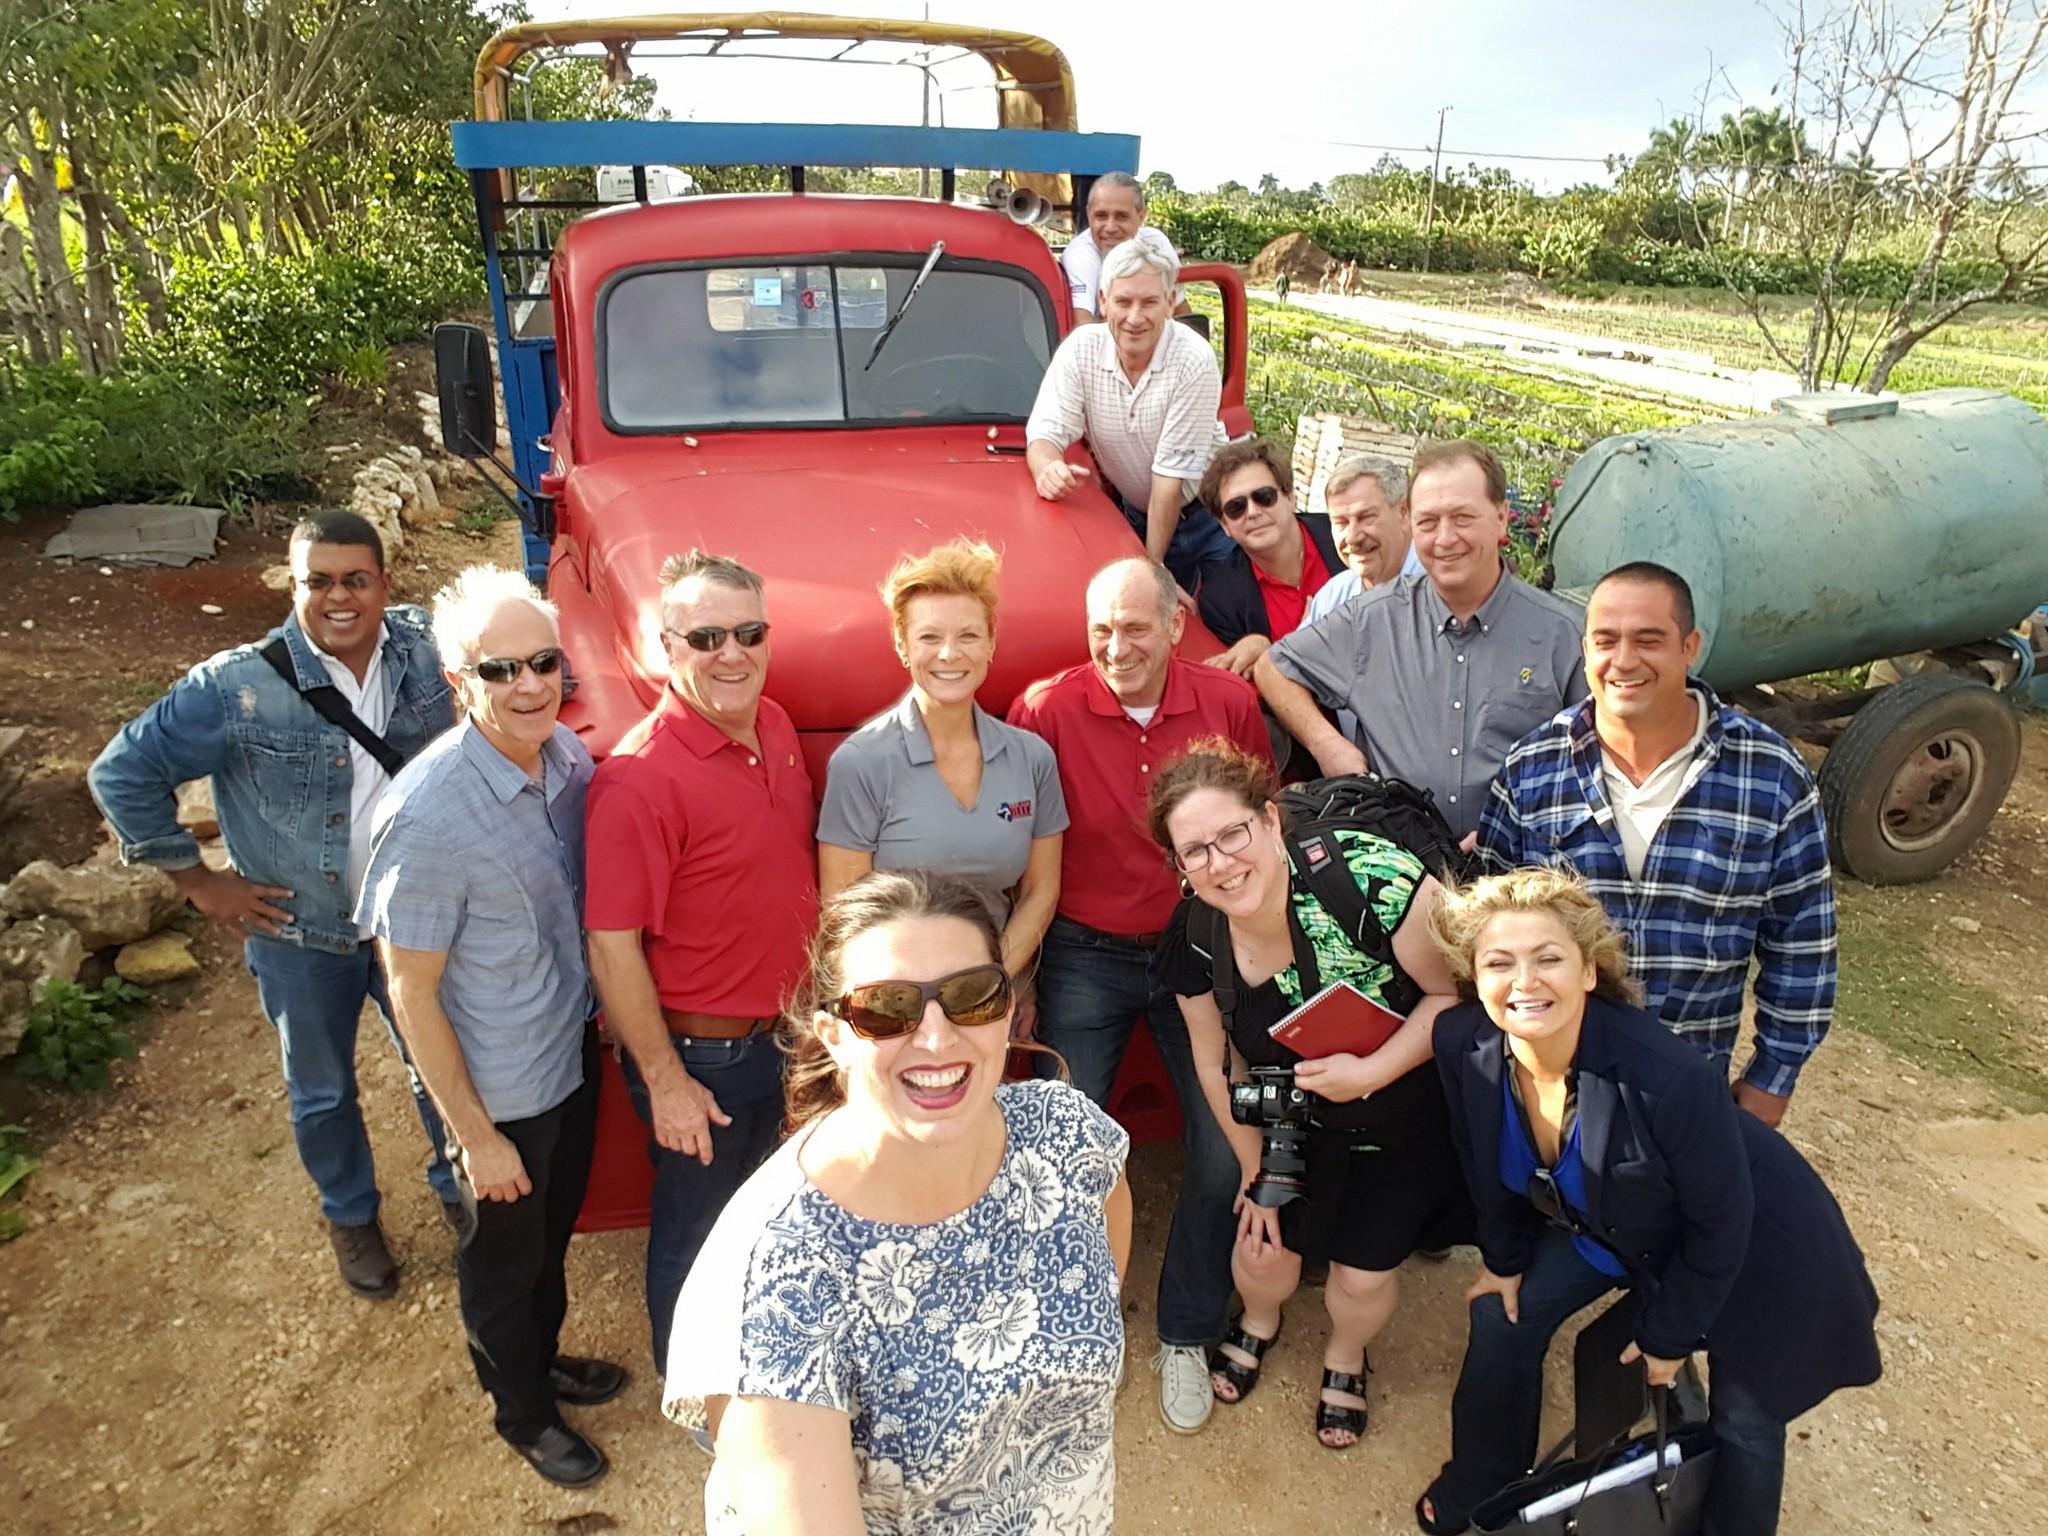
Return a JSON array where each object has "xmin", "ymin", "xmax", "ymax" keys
[{"xmin": 1414, "ymin": 868, "xmax": 1880, "ymax": 1536}]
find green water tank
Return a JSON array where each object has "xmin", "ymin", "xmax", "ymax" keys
[{"xmin": 1548, "ymin": 388, "xmax": 2048, "ymax": 690}]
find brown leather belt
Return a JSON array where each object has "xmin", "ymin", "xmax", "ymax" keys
[
  {"xmin": 661, "ymin": 1008, "xmax": 774, "ymax": 1040},
  {"xmin": 1126, "ymin": 931, "xmax": 1165, "ymax": 948}
]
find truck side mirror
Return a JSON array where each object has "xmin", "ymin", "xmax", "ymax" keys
[{"xmin": 434, "ymin": 322, "xmax": 496, "ymax": 458}]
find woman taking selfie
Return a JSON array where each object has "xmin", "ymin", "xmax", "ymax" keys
[
  {"xmin": 1416, "ymin": 868, "xmax": 1880, "ymax": 1536},
  {"xmin": 662, "ymin": 871, "xmax": 1132, "ymax": 1535},
  {"xmin": 1147, "ymin": 738, "xmax": 1470, "ymax": 1450}
]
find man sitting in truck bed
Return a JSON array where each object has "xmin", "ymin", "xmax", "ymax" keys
[
  {"xmin": 1062, "ymin": 171, "xmax": 1192, "ymax": 327},
  {"xmin": 1027, "ymin": 238, "xmax": 1235, "ymax": 596}
]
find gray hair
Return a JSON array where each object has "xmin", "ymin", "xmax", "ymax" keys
[
  {"xmin": 1088, "ymin": 171, "xmax": 1147, "ymax": 215},
  {"xmin": 658, "ymin": 549, "xmax": 765, "ymax": 629},
  {"xmin": 1326, "ymin": 454, "xmax": 1409, "ymax": 507},
  {"xmin": 431, "ymin": 565, "xmax": 559, "ymax": 670},
  {"xmin": 1086, "ymin": 556, "xmax": 1177, "ymax": 622},
  {"xmin": 1098, "ymin": 237, "xmax": 1177, "ymax": 302}
]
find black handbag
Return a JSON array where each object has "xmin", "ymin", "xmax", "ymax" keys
[{"xmin": 1472, "ymin": 1345, "xmax": 1719, "ymax": 1536}]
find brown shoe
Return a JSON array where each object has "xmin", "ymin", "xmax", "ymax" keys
[{"xmin": 328, "ymin": 1219, "xmax": 398, "ymax": 1299}]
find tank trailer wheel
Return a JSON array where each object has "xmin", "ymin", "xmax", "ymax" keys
[{"xmin": 1818, "ymin": 673, "xmax": 2022, "ymax": 885}]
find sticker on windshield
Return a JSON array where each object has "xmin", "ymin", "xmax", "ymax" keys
[{"xmin": 751, "ymin": 276, "xmax": 783, "ymax": 306}]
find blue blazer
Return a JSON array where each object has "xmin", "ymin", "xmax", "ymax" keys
[
  {"xmin": 1194, "ymin": 512, "xmax": 1343, "ymax": 648},
  {"xmin": 1436, "ymin": 994, "xmax": 1881, "ymax": 1422}
]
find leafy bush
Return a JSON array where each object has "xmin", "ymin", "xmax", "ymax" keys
[
  {"xmin": 0, "ymin": 365, "xmax": 314, "ymax": 521},
  {"xmin": 0, "ymin": 1123, "xmax": 36, "ymax": 1243},
  {"xmin": 1592, "ymin": 238, "xmax": 2007, "ymax": 299},
  {"xmin": 15, "ymin": 978, "xmax": 150, "ymax": 1090},
  {"xmin": 1156, "ymin": 203, "xmax": 1528, "ymax": 274}
]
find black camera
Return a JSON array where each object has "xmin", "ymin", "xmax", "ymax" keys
[{"xmin": 1228, "ymin": 1066, "xmax": 1315, "ymax": 1208}]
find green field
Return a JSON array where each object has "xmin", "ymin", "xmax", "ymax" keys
[{"xmin": 1197, "ymin": 273, "xmax": 2048, "ymax": 501}]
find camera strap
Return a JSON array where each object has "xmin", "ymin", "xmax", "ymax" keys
[
  {"xmin": 259, "ymin": 638, "xmax": 408, "ymax": 778},
  {"xmin": 1193, "ymin": 897, "xmax": 1328, "ymax": 1031}
]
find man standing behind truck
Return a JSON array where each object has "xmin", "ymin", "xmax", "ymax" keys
[
  {"xmin": 1061, "ymin": 170, "xmax": 1190, "ymax": 325},
  {"xmin": 88, "ymin": 510, "xmax": 459, "ymax": 1301}
]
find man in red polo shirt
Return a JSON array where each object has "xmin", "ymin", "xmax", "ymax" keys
[
  {"xmin": 585, "ymin": 550, "xmax": 818, "ymax": 1375},
  {"xmin": 1191, "ymin": 438, "xmax": 1341, "ymax": 677},
  {"xmin": 1008, "ymin": 556, "xmax": 1273, "ymax": 1435}
]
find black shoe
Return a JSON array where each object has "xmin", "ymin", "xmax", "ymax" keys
[
  {"xmin": 550, "ymin": 1356, "xmax": 628, "ymax": 1406},
  {"xmin": 508, "ymin": 1422, "xmax": 608, "ymax": 1488},
  {"xmin": 327, "ymin": 1220, "xmax": 398, "ymax": 1299}
]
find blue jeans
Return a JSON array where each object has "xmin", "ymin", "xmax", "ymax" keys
[
  {"xmin": 1434, "ymin": 1228, "xmax": 1787, "ymax": 1534},
  {"xmin": 244, "ymin": 935, "xmax": 457, "ymax": 1227},
  {"xmin": 622, "ymin": 1031, "xmax": 787, "ymax": 1372},
  {"xmin": 1118, "ymin": 494, "xmax": 1238, "ymax": 594},
  {"xmin": 1032, "ymin": 914, "xmax": 1240, "ymax": 1347}
]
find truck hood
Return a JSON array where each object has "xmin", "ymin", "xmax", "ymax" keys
[{"xmin": 571, "ymin": 449, "xmax": 1148, "ymax": 731}]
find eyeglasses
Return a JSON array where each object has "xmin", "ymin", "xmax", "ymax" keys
[
  {"xmin": 297, "ymin": 572, "xmax": 382, "ymax": 593},
  {"xmin": 1218, "ymin": 484, "xmax": 1283, "ymax": 521},
  {"xmin": 669, "ymin": 622, "xmax": 771, "ymax": 653},
  {"xmin": 1171, "ymin": 818, "xmax": 1256, "ymax": 873},
  {"xmin": 826, "ymin": 962, "xmax": 1013, "ymax": 1041},
  {"xmin": 462, "ymin": 648, "xmax": 564, "ymax": 684}
]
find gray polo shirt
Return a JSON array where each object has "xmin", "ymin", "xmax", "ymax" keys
[
  {"xmin": 1269, "ymin": 570, "xmax": 1589, "ymax": 840},
  {"xmin": 819, "ymin": 695, "xmax": 1069, "ymax": 927},
  {"xmin": 355, "ymin": 719, "xmax": 593, "ymax": 1122}
]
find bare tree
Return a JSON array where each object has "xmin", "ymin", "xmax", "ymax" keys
[{"xmin": 1737, "ymin": 0, "xmax": 2048, "ymax": 392}]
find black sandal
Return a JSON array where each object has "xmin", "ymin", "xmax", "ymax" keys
[
  {"xmin": 1207, "ymin": 1322, "xmax": 1281, "ymax": 1405},
  {"xmin": 1315, "ymin": 1356, "xmax": 1370, "ymax": 1450},
  {"xmin": 1414, "ymin": 1479, "xmax": 1470, "ymax": 1536}
]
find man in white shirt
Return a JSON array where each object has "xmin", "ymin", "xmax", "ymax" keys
[
  {"xmin": 1026, "ymin": 238, "xmax": 1234, "ymax": 592},
  {"xmin": 1061, "ymin": 172, "xmax": 1192, "ymax": 325},
  {"xmin": 1303, "ymin": 454, "xmax": 1426, "ymax": 626}
]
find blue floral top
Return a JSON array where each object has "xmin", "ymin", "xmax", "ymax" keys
[{"xmin": 663, "ymin": 1079, "xmax": 1130, "ymax": 1535}]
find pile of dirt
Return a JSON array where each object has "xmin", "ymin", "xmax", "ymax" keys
[
  {"xmin": 1248, "ymin": 231, "xmax": 1338, "ymax": 288},
  {"xmin": 1492, "ymin": 271, "xmax": 1560, "ymax": 308}
]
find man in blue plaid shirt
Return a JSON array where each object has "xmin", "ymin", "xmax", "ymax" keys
[{"xmin": 1477, "ymin": 562, "xmax": 1836, "ymax": 1125}]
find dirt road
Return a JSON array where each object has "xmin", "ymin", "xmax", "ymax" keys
[{"xmin": 4, "ymin": 512, "xmax": 2047, "ymax": 1534}]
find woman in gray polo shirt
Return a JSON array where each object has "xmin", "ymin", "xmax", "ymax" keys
[{"xmin": 819, "ymin": 540, "xmax": 1067, "ymax": 979}]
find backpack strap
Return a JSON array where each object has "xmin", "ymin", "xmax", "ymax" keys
[
  {"xmin": 259, "ymin": 637, "xmax": 407, "ymax": 778},
  {"xmin": 1193, "ymin": 898, "xmax": 1238, "ymax": 1025},
  {"xmin": 1287, "ymin": 828, "xmax": 1393, "ymax": 967}
]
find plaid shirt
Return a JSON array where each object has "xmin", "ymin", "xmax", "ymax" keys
[
  {"xmin": 1024, "ymin": 317, "xmax": 1222, "ymax": 506},
  {"xmin": 1477, "ymin": 684, "xmax": 1836, "ymax": 1097}
]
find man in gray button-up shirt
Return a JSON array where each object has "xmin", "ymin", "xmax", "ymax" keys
[
  {"xmin": 358, "ymin": 565, "xmax": 622, "ymax": 1489},
  {"xmin": 1253, "ymin": 440, "xmax": 1587, "ymax": 841}
]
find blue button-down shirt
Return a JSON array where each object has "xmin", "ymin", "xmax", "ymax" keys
[
  {"xmin": 356, "ymin": 719, "xmax": 593, "ymax": 1121},
  {"xmin": 1477, "ymin": 684, "xmax": 1837, "ymax": 1098}
]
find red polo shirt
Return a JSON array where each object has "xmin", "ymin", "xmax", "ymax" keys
[
  {"xmin": 1007, "ymin": 659, "xmax": 1273, "ymax": 937},
  {"xmin": 1251, "ymin": 528, "xmax": 1330, "ymax": 641},
  {"xmin": 584, "ymin": 686, "xmax": 818, "ymax": 1016}
]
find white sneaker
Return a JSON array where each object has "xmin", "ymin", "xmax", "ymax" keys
[{"xmin": 1151, "ymin": 1343, "xmax": 1213, "ymax": 1434}]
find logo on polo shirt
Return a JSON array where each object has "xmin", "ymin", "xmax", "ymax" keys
[
  {"xmin": 1519, "ymin": 667, "xmax": 1534, "ymax": 684},
  {"xmin": 996, "ymin": 799, "xmax": 1033, "ymax": 823}
]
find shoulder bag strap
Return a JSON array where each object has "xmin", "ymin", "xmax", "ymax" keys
[{"xmin": 259, "ymin": 637, "xmax": 407, "ymax": 778}]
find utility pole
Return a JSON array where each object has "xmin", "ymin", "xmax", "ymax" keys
[
  {"xmin": 917, "ymin": 3, "xmax": 933, "ymax": 197},
  {"xmin": 1420, "ymin": 105, "xmax": 1451, "ymax": 273}
]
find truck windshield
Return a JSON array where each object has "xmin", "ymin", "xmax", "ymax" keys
[{"xmin": 601, "ymin": 259, "xmax": 1056, "ymax": 432}]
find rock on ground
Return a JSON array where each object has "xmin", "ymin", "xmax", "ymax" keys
[
  {"xmin": 175, "ymin": 780, "xmax": 218, "ymax": 841},
  {"xmin": 1, "ymin": 860, "xmax": 183, "ymax": 950},
  {"xmin": 0, "ymin": 915, "xmax": 87, "ymax": 1054},
  {"xmin": 114, "ymin": 933, "xmax": 200, "ymax": 986}
]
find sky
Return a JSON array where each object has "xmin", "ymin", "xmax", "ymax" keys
[{"xmin": 534, "ymin": 0, "xmax": 1801, "ymax": 191}]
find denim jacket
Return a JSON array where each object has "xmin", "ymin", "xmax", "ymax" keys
[{"xmin": 89, "ymin": 606, "xmax": 456, "ymax": 954}]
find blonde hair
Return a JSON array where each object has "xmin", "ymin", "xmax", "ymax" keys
[
  {"xmin": 1428, "ymin": 867, "xmax": 1639, "ymax": 1004},
  {"xmin": 880, "ymin": 539, "xmax": 1000, "ymax": 642}
]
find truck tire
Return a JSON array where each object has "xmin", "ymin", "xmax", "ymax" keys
[{"xmin": 1818, "ymin": 672, "xmax": 2021, "ymax": 885}]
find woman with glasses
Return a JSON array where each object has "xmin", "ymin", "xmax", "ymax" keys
[
  {"xmin": 661, "ymin": 870, "xmax": 1133, "ymax": 1534},
  {"xmin": 819, "ymin": 540, "xmax": 1068, "ymax": 994},
  {"xmin": 1146, "ymin": 738, "xmax": 1470, "ymax": 1450},
  {"xmin": 1415, "ymin": 868, "xmax": 1880, "ymax": 1536}
]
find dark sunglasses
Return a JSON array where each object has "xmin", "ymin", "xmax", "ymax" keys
[
  {"xmin": 826, "ymin": 962, "xmax": 1013, "ymax": 1041},
  {"xmin": 1219, "ymin": 484, "xmax": 1283, "ymax": 521},
  {"xmin": 463, "ymin": 648, "xmax": 564, "ymax": 684},
  {"xmin": 670, "ymin": 622, "xmax": 771, "ymax": 653},
  {"xmin": 1526, "ymin": 1168, "xmax": 1589, "ymax": 1235}
]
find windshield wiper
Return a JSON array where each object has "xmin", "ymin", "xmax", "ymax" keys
[{"xmin": 863, "ymin": 240, "xmax": 945, "ymax": 371}]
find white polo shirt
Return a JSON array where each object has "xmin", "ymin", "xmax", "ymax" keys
[
  {"xmin": 1060, "ymin": 224, "xmax": 1185, "ymax": 314},
  {"xmin": 1025, "ymin": 319, "xmax": 1223, "ymax": 509}
]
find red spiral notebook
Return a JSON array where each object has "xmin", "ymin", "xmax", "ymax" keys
[{"xmin": 1267, "ymin": 980, "xmax": 1407, "ymax": 1058}]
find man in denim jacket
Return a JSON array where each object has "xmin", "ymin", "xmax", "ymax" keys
[{"xmin": 89, "ymin": 510, "xmax": 461, "ymax": 1298}]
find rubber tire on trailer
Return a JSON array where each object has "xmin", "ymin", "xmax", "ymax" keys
[{"xmin": 1818, "ymin": 672, "xmax": 2022, "ymax": 885}]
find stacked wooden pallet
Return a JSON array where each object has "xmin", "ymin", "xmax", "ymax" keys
[{"xmin": 1289, "ymin": 413, "xmax": 1419, "ymax": 514}]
